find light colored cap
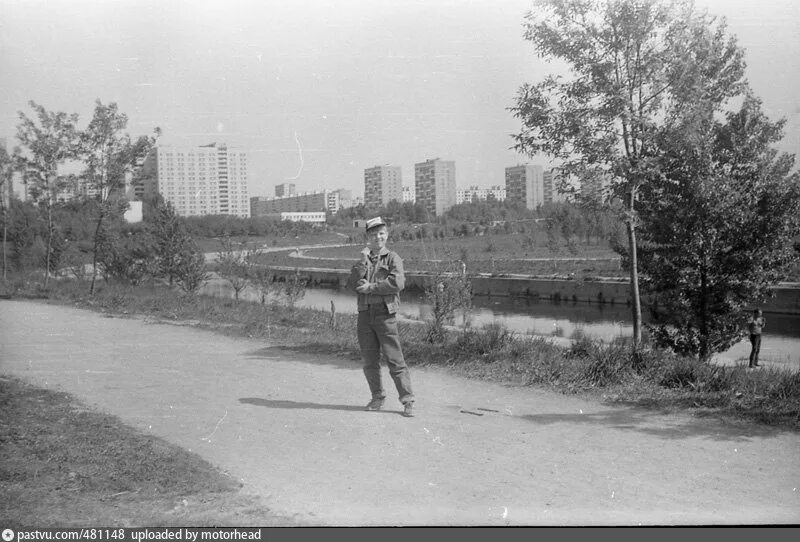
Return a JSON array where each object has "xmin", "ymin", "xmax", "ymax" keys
[{"xmin": 365, "ymin": 216, "xmax": 387, "ymax": 231}]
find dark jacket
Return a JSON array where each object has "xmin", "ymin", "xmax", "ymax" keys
[{"xmin": 347, "ymin": 247, "xmax": 405, "ymax": 313}]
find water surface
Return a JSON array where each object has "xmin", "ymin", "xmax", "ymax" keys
[{"xmin": 202, "ymin": 281, "xmax": 800, "ymax": 369}]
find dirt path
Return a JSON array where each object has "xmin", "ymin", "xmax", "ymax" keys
[{"xmin": 1, "ymin": 300, "xmax": 798, "ymax": 526}]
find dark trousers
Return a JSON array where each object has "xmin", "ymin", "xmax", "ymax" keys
[
  {"xmin": 357, "ymin": 304, "xmax": 414, "ymax": 404},
  {"xmin": 749, "ymin": 334, "xmax": 762, "ymax": 367}
]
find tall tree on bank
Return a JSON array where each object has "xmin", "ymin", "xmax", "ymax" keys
[
  {"xmin": 509, "ymin": 0, "xmax": 746, "ymax": 348},
  {"xmin": 639, "ymin": 96, "xmax": 800, "ymax": 360},
  {"xmin": 78, "ymin": 100, "xmax": 159, "ymax": 294},
  {"xmin": 14, "ymin": 101, "xmax": 80, "ymax": 288},
  {"xmin": 0, "ymin": 147, "xmax": 14, "ymax": 280},
  {"xmin": 0, "ymin": 145, "xmax": 13, "ymax": 279},
  {"xmin": 151, "ymin": 200, "xmax": 201, "ymax": 287}
]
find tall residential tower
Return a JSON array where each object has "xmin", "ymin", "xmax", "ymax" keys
[
  {"xmin": 143, "ymin": 143, "xmax": 250, "ymax": 217},
  {"xmin": 275, "ymin": 182, "xmax": 296, "ymax": 198},
  {"xmin": 364, "ymin": 165, "xmax": 402, "ymax": 209},
  {"xmin": 414, "ymin": 158, "xmax": 456, "ymax": 217},
  {"xmin": 505, "ymin": 164, "xmax": 544, "ymax": 210}
]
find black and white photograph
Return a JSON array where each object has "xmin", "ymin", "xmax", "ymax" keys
[{"xmin": 1, "ymin": 0, "xmax": 799, "ymax": 528}]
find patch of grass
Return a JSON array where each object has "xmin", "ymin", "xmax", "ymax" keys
[
  {"xmin": 193, "ymin": 232, "xmax": 347, "ymax": 253},
  {"xmin": 453, "ymin": 322, "xmax": 517, "ymax": 357},
  {"xmin": 0, "ymin": 376, "xmax": 300, "ymax": 528}
]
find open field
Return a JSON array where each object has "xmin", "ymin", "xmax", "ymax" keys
[
  {"xmin": 193, "ymin": 230, "xmax": 348, "ymax": 254},
  {"xmin": 251, "ymin": 233, "xmax": 626, "ymax": 278}
]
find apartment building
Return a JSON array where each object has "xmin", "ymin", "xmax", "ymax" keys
[
  {"xmin": 543, "ymin": 168, "xmax": 568, "ymax": 203},
  {"xmin": 456, "ymin": 185, "xmax": 506, "ymax": 205},
  {"xmin": 275, "ymin": 182, "xmax": 296, "ymax": 197},
  {"xmin": 250, "ymin": 188, "xmax": 345, "ymax": 217},
  {"xmin": 364, "ymin": 165, "xmax": 402, "ymax": 208},
  {"xmin": 505, "ymin": 164, "xmax": 545, "ymax": 210},
  {"xmin": 142, "ymin": 143, "xmax": 250, "ymax": 218},
  {"xmin": 414, "ymin": 158, "xmax": 456, "ymax": 217},
  {"xmin": 335, "ymin": 189, "xmax": 357, "ymax": 210},
  {"xmin": 402, "ymin": 185, "xmax": 415, "ymax": 204}
]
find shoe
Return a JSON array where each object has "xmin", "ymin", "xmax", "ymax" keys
[
  {"xmin": 402, "ymin": 402, "xmax": 415, "ymax": 418},
  {"xmin": 365, "ymin": 397, "xmax": 385, "ymax": 411}
]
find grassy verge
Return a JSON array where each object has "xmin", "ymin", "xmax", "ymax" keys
[
  {"xmin": 0, "ymin": 376, "xmax": 301, "ymax": 528},
  {"xmin": 3, "ymin": 274, "xmax": 799, "ymax": 434}
]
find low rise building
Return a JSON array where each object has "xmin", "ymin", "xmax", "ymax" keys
[
  {"xmin": 456, "ymin": 185, "xmax": 506, "ymax": 204},
  {"xmin": 280, "ymin": 211, "xmax": 326, "ymax": 223}
]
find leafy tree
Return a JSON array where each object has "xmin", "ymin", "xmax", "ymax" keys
[
  {"xmin": 147, "ymin": 201, "xmax": 208, "ymax": 293},
  {"xmin": 6, "ymin": 199, "xmax": 44, "ymax": 271},
  {"xmin": 0, "ymin": 145, "xmax": 13, "ymax": 279},
  {"xmin": 96, "ymin": 225, "xmax": 158, "ymax": 286},
  {"xmin": 78, "ymin": 99, "xmax": 160, "ymax": 293},
  {"xmin": 423, "ymin": 260, "xmax": 472, "ymax": 343},
  {"xmin": 242, "ymin": 248, "xmax": 281, "ymax": 304},
  {"xmin": 279, "ymin": 268, "xmax": 308, "ymax": 309},
  {"xmin": 250, "ymin": 263, "xmax": 278, "ymax": 305},
  {"xmin": 510, "ymin": 0, "xmax": 746, "ymax": 348},
  {"xmin": 14, "ymin": 101, "xmax": 80, "ymax": 287},
  {"xmin": 216, "ymin": 236, "xmax": 251, "ymax": 300},
  {"xmin": 151, "ymin": 201, "xmax": 195, "ymax": 285},
  {"xmin": 174, "ymin": 249, "xmax": 210, "ymax": 295},
  {"xmin": 639, "ymin": 96, "xmax": 800, "ymax": 360}
]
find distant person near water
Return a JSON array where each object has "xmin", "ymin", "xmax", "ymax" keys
[{"xmin": 748, "ymin": 308, "xmax": 767, "ymax": 368}]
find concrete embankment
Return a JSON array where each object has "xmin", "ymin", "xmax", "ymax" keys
[{"xmin": 265, "ymin": 265, "xmax": 800, "ymax": 315}]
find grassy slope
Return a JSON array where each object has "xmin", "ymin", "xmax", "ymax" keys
[{"xmin": 252, "ymin": 235, "xmax": 626, "ymax": 278}]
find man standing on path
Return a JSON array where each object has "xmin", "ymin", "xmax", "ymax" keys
[
  {"xmin": 748, "ymin": 308, "xmax": 767, "ymax": 368},
  {"xmin": 348, "ymin": 217, "xmax": 415, "ymax": 417}
]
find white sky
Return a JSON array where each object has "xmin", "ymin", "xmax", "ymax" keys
[{"xmin": 1, "ymin": 0, "xmax": 798, "ymax": 198}]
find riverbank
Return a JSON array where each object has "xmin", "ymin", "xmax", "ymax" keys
[
  {"xmin": 259, "ymin": 265, "xmax": 800, "ymax": 315},
  {"xmin": 2, "ymin": 274, "xmax": 798, "ymax": 430}
]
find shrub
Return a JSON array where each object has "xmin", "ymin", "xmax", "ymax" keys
[
  {"xmin": 454, "ymin": 323, "xmax": 515, "ymax": 357},
  {"xmin": 96, "ymin": 229, "xmax": 158, "ymax": 286},
  {"xmin": 769, "ymin": 371, "xmax": 800, "ymax": 401},
  {"xmin": 175, "ymin": 251, "xmax": 210, "ymax": 295},
  {"xmin": 423, "ymin": 262, "xmax": 472, "ymax": 343},
  {"xmin": 566, "ymin": 331, "xmax": 595, "ymax": 359},
  {"xmin": 280, "ymin": 269, "xmax": 307, "ymax": 308},
  {"xmin": 656, "ymin": 356, "xmax": 702, "ymax": 389},
  {"xmin": 579, "ymin": 341, "xmax": 634, "ymax": 387}
]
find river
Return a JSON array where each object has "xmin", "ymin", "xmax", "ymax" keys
[{"xmin": 201, "ymin": 281, "xmax": 800, "ymax": 370}]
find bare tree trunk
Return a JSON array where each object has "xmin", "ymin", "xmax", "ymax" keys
[
  {"xmin": 2, "ymin": 220, "xmax": 7, "ymax": 281},
  {"xmin": 89, "ymin": 207, "xmax": 104, "ymax": 295},
  {"xmin": 699, "ymin": 263, "xmax": 709, "ymax": 362},
  {"xmin": 2, "ymin": 200, "xmax": 7, "ymax": 281},
  {"xmin": 626, "ymin": 191, "xmax": 642, "ymax": 349},
  {"xmin": 44, "ymin": 194, "xmax": 53, "ymax": 289}
]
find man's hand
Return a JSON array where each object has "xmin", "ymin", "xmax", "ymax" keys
[{"xmin": 355, "ymin": 278, "xmax": 371, "ymax": 294}]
